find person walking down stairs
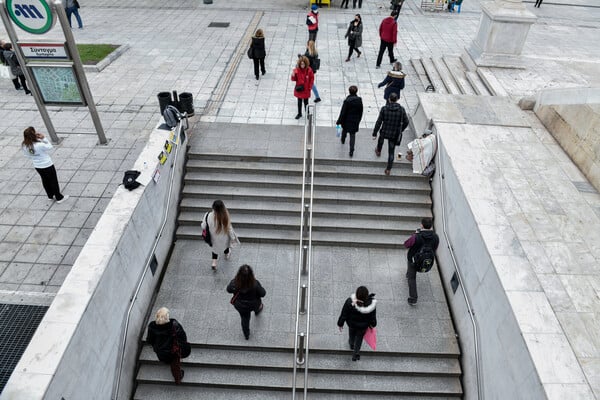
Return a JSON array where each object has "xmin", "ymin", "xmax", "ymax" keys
[
  {"xmin": 227, "ymin": 265, "xmax": 266, "ymax": 340},
  {"xmin": 146, "ymin": 307, "xmax": 191, "ymax": 384},
  {"xmin": 372, "ymin": 92, "xmax": 409, "ymax": 175},
  {"xmin": 337, "ymin": 286, "xmax": 377, "ymax": 361},
  {"xmin": 201, "ymin": 200, "xmax": 240, "ymax": 271}
]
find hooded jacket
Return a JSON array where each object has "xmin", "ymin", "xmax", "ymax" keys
[
  {"xmin": 378, "ymin": 70, "xmax": 406, "ymax": 100},
  {"xmin": 379, "ymin": 16, "xmax": 397, "ymax": 44},
  {"xmin": 372, "ymin": 102, "xmax": 409, "ymax": 142},
  {"xmin": 336, "ymin": 94, "xmax": 364, "ymax": 133},
  {"xmin": 250, "ymin": 36, "xmax": 266, "ymax": 59},
  {"xmin": 405, "ymin": 229, "xmax": 440, "ymax": 262},
  {"xmin": 291, "ymin": 66, "xmax": 314, "ymax": 99},
  {"xmin": 307, "ymin": 10, "xmax": 319, "ymax": 32},
  {"xmin": 337, "ymin": 293, "xmax": 377, "ymax": 330}
]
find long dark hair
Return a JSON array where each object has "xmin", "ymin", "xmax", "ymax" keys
[
  {"xmin": 22, "ymin": 126, "xmax": 38, "ymax": 154},
  {"xmin": 234, "ymin": 264, "xmax": 256, "ymax": 291},
  {"xmin": 212, "ymin": 200, "xmax": 230, "ymax": 234},
  {"xmin": 355, "ymin": 286, "xmax": 369, "ymax": 303}
]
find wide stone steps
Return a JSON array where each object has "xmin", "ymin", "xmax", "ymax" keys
[
  {"xmin": 180, "ymin": 198, "xmax": 431, "ymax": 220},
  {"xmin": 410, "ymin": 56, "xmax": 492, "ymax": 96},
  {"xmin": 135, "ymin": 345, "xmax": 462, "ymax": 399},
  {"xmin": 177, "ymin": 154, "xmax": 431, "ymax": 248}
]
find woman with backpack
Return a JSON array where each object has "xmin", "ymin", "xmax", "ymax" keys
[
  {"xmin": 291, "ymin": 56, "xmax": 314, "ymax": 119},
  {"xmin": 345, "ymin": 14, "xmax": 363, "ymax": 62},
  {"xmin": 303, "ymin": 40, "xmax": 321, "ymax": 103},
  {"xmin": 2, "ymin": 43, "xmax": 30, "ymax": 95},
  {"xmin": 337, "ymin": 286, "xmax": 377, "ymax": 361},
  {"xmin": 249, "ymin": 28, "xmax": 266, "ymax": 80},
  {"xmin": 201, "ymin": 200, "xmax": 240, "ymax": 270},
  {"xmin": 227, "ymin": 264, "xmax": 266, "ymax": 340},
  {"xmin": 147, "ymin": 307, "xmax": 191, "ymax": 384}
]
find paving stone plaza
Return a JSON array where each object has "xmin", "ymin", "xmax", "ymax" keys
[{"xmin": 0, "ymin": 0, "xmax": 599, "ymax": 398}]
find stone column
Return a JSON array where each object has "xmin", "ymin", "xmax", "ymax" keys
[{"xmin": 466, "ymin": 0, "xmax": 537, "ymax": 69}]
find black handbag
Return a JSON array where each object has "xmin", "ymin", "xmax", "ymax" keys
[
  {"xmin": 295, "ymin": 84, "xmax": 304, "ymax": 92},
  {"xmin": 247, "ymin": 47, "xmax": 253, "ymax": 59},
  {"xmin": 74, "ymin": 0, "xmax": 80, "ymax": 8},
  {"xmin": 202, "ymin": 212, "xmax": 212, "ymax": 246}
]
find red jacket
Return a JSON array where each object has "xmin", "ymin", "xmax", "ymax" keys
[
  {"xmin": 379, "ymin": 16, "xmax": 397, "ymax": 43},
  {"xmin": 291, "ymin": 67, "xmax": 314, "ymax": 99},
  {"xmin": 307, "ymin": 11, "xmax": 319, "ymax": 32}
]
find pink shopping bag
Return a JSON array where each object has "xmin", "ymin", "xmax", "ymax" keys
[{"xmin": 363, "ymin": 327, "xmax": 377, "ymax": 350}]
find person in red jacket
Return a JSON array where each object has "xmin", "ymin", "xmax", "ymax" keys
[
  {"xmin": 306, "ymin": 4, "xmax": 319, "ymax": 41},
  {"xmin": 291, "ymin": 56, "xmax": 314, "ymax": 120},
  {"xmin": 376, "ymin": 11, "xmax": 398, "ymax": 69}
]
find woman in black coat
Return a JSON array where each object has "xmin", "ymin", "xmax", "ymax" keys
[
  {"xmin": 335, "ymin": 85, "xmax": 364, "ymax": 157},
  {"xmin": 227, "ymin": 264, "xmax": 266, "ymax": 340},
  {"xmin": 377, "ymin": 61, "xmax": 405, "ymax": 102},
  {"xmin": 345, "ymin": 14, "xmax": 363, "ymax": 62},
  {"xmin": 249, "ymin": 28, "xmax": 266, "ymax": 80},
  {"xmin": 147, "ymin": 307, "xmax": 191, "ymax": 383},
  {"xmin": 337, "ymin": 286, "xmax": 377, "ymax": 361}
]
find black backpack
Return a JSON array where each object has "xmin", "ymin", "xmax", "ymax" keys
[
  {"xmin": 413, "ymin": 237, "xmax": 435, "ymax": 273},
  {"xmin": 123, "ymin": 170, "xmax": 141, "ymax": 190},
  {"xmin": 163, "ymin": 105, "xmax": 182, "ymax": 129}
]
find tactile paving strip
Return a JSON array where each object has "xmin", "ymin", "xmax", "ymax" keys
[{"xmin": 0, "ymin": 303, "xmax": 48, "ymax": 392}]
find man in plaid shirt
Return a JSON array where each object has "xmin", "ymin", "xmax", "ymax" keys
[{"xmin": 372, "ymin": 92, "xmax": 409, "ymax": 175}]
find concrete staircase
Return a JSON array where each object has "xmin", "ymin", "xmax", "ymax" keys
[
  {"xmin": 411, "ymin": 56, "xmax": 496, "ymax": 96},
  {"xmin": 134, "ymin": 343, "xmax": 462, "ymax": 399},
  {"xmin": 176, "ymin": 153, "xmax": 432, "ymax": 249}
]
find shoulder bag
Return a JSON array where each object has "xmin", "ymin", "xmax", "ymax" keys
[{"xmin": 202, "ymin": 212, "xmax": 212, "ymax": 246}]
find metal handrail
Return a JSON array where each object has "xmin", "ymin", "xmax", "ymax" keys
[
  {"xmin": 111, "ymin": 116, "xmax": 188, "ymax": 400},
  {"xmin": 434, "ymin": 125, "xmax": 484, "ymax": 400},
  {"xmin": 292, "ymin": 106, "xmax": 316, "ymax": 399}
]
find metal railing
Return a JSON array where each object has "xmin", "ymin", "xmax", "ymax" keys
[
  {"xmin": 433, "ymin": 124, "xmax": 484, "ymax": 400},
  {"xmin": 292, "ymin": 106, "xmax": 317, "ymax": 399},
  {"xmin": 111, "ymin": 115, "xmax": 188, "ymax": 400}
]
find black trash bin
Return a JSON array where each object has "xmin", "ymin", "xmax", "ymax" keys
[
  {"xmin": 157, "ymin": 92, "xmax": 171, "ymax": 114},
  {"xmin": 179, "ymin": 92, "xmax": 195, "ymax": 116}
]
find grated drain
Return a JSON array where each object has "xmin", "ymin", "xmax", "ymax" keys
[
  {"xmin": 208, "ymin": 22, "xmax": 230, "ymax": 28},
  {"xmin": 0, "ymin": 303, "xmax": 48, "ymax": 392}
]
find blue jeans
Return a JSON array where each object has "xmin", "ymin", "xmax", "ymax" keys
[
  {"xmin": 66, "ymin": 6, "xmax": 83, "ymax": 28},
  {"xmin": 312, "ymin": 84, "xmax": 320, "ymax": 99}
]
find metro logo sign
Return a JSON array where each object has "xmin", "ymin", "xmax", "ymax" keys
[{"xmin": 6, "ymin": 0, "xmax": 54, "ymax": 34}]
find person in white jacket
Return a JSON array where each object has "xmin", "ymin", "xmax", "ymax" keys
[
  {"xmin": 201, "ymin": 200, "xmax": 239, "ymax": 270},
  {"xmin": 22, "ymin": 127, "xmax": 68, "ymax": 203}
]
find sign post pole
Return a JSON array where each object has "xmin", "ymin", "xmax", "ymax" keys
[
  {"xmin": 51, "ymin": 0, "xmax": 107, "ymax": 144},
  {"xmin": 0, "ymin": 0, "xmax": 60, "ymax": 143}
]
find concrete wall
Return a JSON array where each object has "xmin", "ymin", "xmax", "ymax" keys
[
  {"xmin": 535, "ymin": 87, "xmax": 600, "ymax": 192},
  {"xmin": 0, "ymin": 122, "xmax": 188, "ymax": 400},
  {"xmin": 431, "ymin": 126, "xmax": 546, "ymax": 400}
]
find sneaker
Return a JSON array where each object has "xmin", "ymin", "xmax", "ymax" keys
[
  {"xmin": 408, "ymin": 297, "xmax": 418, "ymax": 306},
  {"xmin": 314, "ymin": 98, "xmax": 321, "ymax": 103},
  {"xmin": 56, "ymin": 195, "xmax": 69, "ymax": 204}
]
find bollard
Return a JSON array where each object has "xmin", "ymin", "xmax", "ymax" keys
[
  {"xmin": 302, "ymin": 245, "xmax": 308, "ymax": 275},
  {"xmin": 297, "ymin": 333, "xmax": 306, "ymax": 365},
  {"xmin": 300, "ymin": 284, "xmax": 307, "ymax": 315}
]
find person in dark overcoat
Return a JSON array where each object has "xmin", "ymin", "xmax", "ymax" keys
[
  {"xmin": 147, "ymin": 307, "xmax": 191, "ymax": 384},
  {"xmin": 336, "ymin": 85, "xmax": 363, "ymax": 157},
  {"xmin": 227, "ymin": 264, "xmax": 266, "ymax": 340},
  {"xmin": 249, "ymin": 28, "xmax": 266, "ymax": 80},
  {"xmin": 345, "ymin": 14, "xmax": 363, "ymax": 62},
  {"xmin": 291, "ymin": 56, "xmax": 314, "ymax": 120},
  {"xmin": 377, "ymin": 61, "xmax": 405, "ymax": 101},
  {"xmin": 337, "ymin": 286, "xmax": 377, "ymax": 361}
]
